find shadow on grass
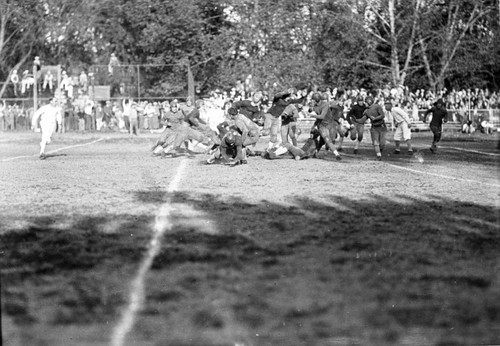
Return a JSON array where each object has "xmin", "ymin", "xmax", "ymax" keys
[{"xmin": 1, "ymin": 192, "xmax": 499, "ymax": 345}]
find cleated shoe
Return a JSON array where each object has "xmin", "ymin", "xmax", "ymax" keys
[
  {"xmin": 39, "ymin": 153, "xmax": 46, "ymax": 160},
  {"xmin": 408, "ymin": 150, "xmax": 414, "ymax": 155},
  {"xmin": 268, "ymin": 151, "xmax": 278, "ymax": 159},
  {"xmin": 335, "ymin": 155, "xmax": 342, "ymax": 161},
  {"xmin": 246, "ymin": 148, "xmax": 256, "ymax": 156},
  {"xmin": 170, "ymin": 148, "xmax": 192, "ymax": 157},
  {"xmin": 394, "ymin": 150, "xmax": 401, "ymax": 154}
]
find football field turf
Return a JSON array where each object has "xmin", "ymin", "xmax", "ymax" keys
[{"xmin": 1, "ymin": 130, "xmax": 499, "ymax": 346}]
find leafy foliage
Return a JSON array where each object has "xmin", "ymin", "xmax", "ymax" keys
[{"xmin": 0, "ymin": 0, "xmax": 498, "ymax": 98}]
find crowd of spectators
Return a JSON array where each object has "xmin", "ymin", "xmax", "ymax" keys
[{"xmin": 1, "ymin": 81, "xmax": 499, "ymax": 133}]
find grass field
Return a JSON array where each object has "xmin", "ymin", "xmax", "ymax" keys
[{"xmin": 1, "ymin": 128, "xmax": 499, "ymax": 346}]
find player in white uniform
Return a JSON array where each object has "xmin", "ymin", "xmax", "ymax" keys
[
  {"xmin": 384, "ymin": 100, "xmax": 413, "ymax": 154},
  {"xmin": 31, "ymin": 98, "xmax": 60, "ymax": 159}
]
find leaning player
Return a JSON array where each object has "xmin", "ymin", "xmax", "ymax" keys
[
  {"xmin": 281, "ymin": 103, "xmax": 302, "ymax": 147},
  {"xmin": 168, "ymin": 103, "xmax": 219, "ymax": 156},
  {"xmin": 207, "ymin": 129, "xmax": 247, "ymax": 165},
  {"xmin": 309, "ymin": 92, "xmax": 342, "ymax": 160},
  {"xmin": 31, "ymin": 98, "xmax": 60, "ymax": 159},
  {"xmin": 231, "ymin": 91, "xmax": 264, "ymax": 124},
  {"xmin": 423, "ymin": 98, "xmax": 448, "ymax": 153},
  {"xmin": 226, "ymin": 106, "xmax": 261, "ymax": 154},
  {"xmin": 264, "ymin": 88, "xmax": 306, "ymax": 152},
  {"xmin": 151, "ymin": 100, "xmax": 185, "ymax": 156}
]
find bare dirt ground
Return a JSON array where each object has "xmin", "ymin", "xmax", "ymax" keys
[{"xmin": 1, "ymin": 127, "xmax": 499, "ymax": 346}]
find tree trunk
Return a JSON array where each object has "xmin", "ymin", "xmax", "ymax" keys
[{"xmin": 388, "ymin": 0, "xmax": 401, "ymax": 86}]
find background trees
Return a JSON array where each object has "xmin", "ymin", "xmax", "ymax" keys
[{"xmin": 0, "ymin": 0, "xmax": 498, "ymax": 98}]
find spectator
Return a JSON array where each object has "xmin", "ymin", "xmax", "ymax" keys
[
  {"xmin": 11, "ymin": 70, "xmax": 19, "ymax": 96},
  {"xmin": 103, "ymin": 101, "xmax": 114, "ymax": 130},
  {"xmin": 84, "ymin": 100, "xmax": 94, "ymax": 131},
  {"xmin": 43, "ymin": 70, "xmax": 54, "ymax": 91},
  {"xmin": 462, "ymin": 120, "xmax": 475, "ymax": 134},
  {"xmin": 6, "ymin": 105, "xmax": 15, "ymax": 130},
  {"xmin": 0, "ymin": 100, "xmax": 5, "ymax": 131},
  {"xmin": 95, "ymin": 102, "xmax": 104, "ymax": 131},
  {"xmin": 129, "ymin": 101, "xmax": 139, "ymax": 136},
  {"xmin": 108, "ymin": 53, "xmax": 120, "ymax": 76},
  {"xmin": 79, "ymin": 70, "xmax": 88, "ymax": 94},
  {"xmin": 479, "ymin": 116, "xmax": 495, "ymax": 134},
  {"xmin": 122, "ymin": 98, "xmax": 132, "ymax": 132}
]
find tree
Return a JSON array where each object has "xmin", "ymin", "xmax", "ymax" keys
[
  {"xmin": 365, "ymin": 0, "xmax": 424, "ymax": 88},
  {"xmin": 207, "ymin": 0, "xmax": 325, "ymax": 92},
  {"xmin": 40, "ymin": 0, "xmax": 99, "ymax": 68},
  {"xmin": 0, "ymin": 0, "xmax": 42, "ymax": 97},
  {"xmin": 416, "ymin": 0, "xmax": 495, "ymax": 91},
  {"xmin": 312, "ymin": 0, "xmax": 381, "ymax": 89},
  {"xmin": 88, "ymin": 0, "xmax": 231, "ymax": 96}
]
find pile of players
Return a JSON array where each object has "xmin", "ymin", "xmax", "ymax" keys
[{"xmin": 150, "ymin": 85, "xmax": 449, "ymax": 165}]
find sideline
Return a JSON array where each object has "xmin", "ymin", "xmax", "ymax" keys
[
  {"xmin": 444, "ymin": 146, "xmax": 500, "ymax": 157},
  {"xmin": 386, "ymin": 163, "xmax": 500, "ymax": 188},
  {"xmin": 110, "ymin": 158, "xmax": 188, "ymax": 346},
  {"xmin": 0, "ymin": 137, "xmax": 105, "ymax": 162}
]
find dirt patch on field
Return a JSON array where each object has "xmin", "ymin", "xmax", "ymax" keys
[{"xmin": 1, "ymin": 130, "xmax": 499, "ymax": 345}]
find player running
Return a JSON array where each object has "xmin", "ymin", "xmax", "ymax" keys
[
  {"xmin": 423, "ymin": 99, "xmax": 448, "ymax": 153},
  {"xmin": 345, "ymin": 96, "xmax": 368, "ymax": 154},
  {"xmin": 364, "ymin": 96, "xmax": 387, "ymax": 161},
  {"xmin": 31, "ymin": 98, "xmax": 60, "ymax": 160}
]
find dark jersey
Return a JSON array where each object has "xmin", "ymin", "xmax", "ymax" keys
[
  {"xmin": 183, "ymin": 108, "xmax": 206, "ymax": 127},
  {"xmin": 232, "ymin": 100, "xmax": 261, "ymax": 121},
  {"xmin": 221, "ymin": 131, "xmax": 244, "ymax": 161},
  {"xmin": 347, "ymin": 104, "xmax": 368, "ymax": 124},
  {"xmin": 268, "ymin": 95, "xmax": 304, "ymax": 118},
  {"xmin": 425, "ymin": 107, "xmax": 448, "ymax": 126}
]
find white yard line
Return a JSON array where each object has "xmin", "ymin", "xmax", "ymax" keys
[
  {"xmin": 110, "ymin": 158, "xmax": 188, "ymax": 346},
  {"xmin": 443, "ymin": 146, "xmax": 500, "ymax": 157},
  {"xmin": 386, "ymin": 163, "xmax": 500, "ymax": 188},
  {"xmin": 0, "ymin": 138, "xmax": 105, "ymax": 162}
]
